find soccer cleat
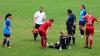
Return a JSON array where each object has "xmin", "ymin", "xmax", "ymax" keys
[
  {"xmin": 81, "ymin": 35, "xmax": 84, "ymax": 38},
  {"xmin": 34, "ymin": 38, "xmax": 36, "ymax": 41},
  {"xmin": 7, "ymin": 46, "xmax": 12, "ymax": 48},
  {"xmin": 88, "ymin": 47, "xmax": 92, "ymax": 49},
  {"xmin": 84, "ymin": 46, "xmax": 88, "ymax": 48},
  {"xmin": 2, "ymin": 45, "xmax": 7, "ymax": 47},
  {"xmin": 47, "ymin": 43, "xmax": 49, "ymax": 46}
]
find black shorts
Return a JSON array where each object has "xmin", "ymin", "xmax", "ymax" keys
[
  {"xmin": 60, "ymin": 37, "xmax": 71, "ymax": 49},
  {"xmin": 67, "ymin": 25, "xmax": 75, "ymax": 35},
  {"xmin": 79, "ymin": 21, "xmax": 85, "ymax": 26},
  {"xmin": 35, "ymin": 23, "xmax": 41, "ymax": 29},
  {"xmin": 4, "ymin": 34, "xmax": 10, "ymax": 37}
]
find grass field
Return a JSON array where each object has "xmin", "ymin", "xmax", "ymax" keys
[{"xmin": 0, "ymin": 0, "xmax": 100, "ymax": 56}]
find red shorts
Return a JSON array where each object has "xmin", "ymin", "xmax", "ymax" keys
[
  {"xmin": 38, "ymin": 29, "xmax": 47, "ymax": 48},
  {"xmin": 38, "ymin": 29, "xmax": 47, "ymax": 39},
  {"xmin": 85, "ymin": 28, "xmax": 94, "ymax": 35}
]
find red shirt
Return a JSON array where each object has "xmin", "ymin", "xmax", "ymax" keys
[
  {"xmin": 39, "ymin": 21, "xmax": 52, "ymax": 31},
  {"xmin": 84, "ymin": 15, "xmax": 97, "ymax": 29}
]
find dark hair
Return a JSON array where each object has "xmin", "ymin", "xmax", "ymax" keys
[
  {"xmin": 67, "ymin": 9, "xmax": 72, "ymax": 14},
  {"xmin": 81, "ymin": 5, "xmax": 86, "ymax": 10},
  {"xmin": 40, "ymin": 6, "xmax": 43, "ymax": 12},
  {"xmin": 40, "ymin": 6, "xmax": 43, "ymax": 9},
  {"xmin": 49, "ymin": 18, "xmax": 54, "ymax": 22},
  {"xmin": 5, "ymin": 13, "xmax": 12, "ymax": 20}
]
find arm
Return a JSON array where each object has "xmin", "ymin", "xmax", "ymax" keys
[
  {"xmin": 33, "ymin": 12, "xmax": 37, "ymax": 27},
  {"xmin": 34, "ymin": 16, "xmax": 36, "ymax": 26},
  {"xmin": 73, "ymin": 14, "xmax": 76, "ymax": 26},
  {"xmin": 83, "ymin": 15, "xmax": 88, "ymax": 21},
  {"xmin": 46, "ymin": 27, "xmax": 51, "ymax": 35},
  {"xmin": 43, "ymin": 12, "xmax": 46, "ymax": 21},
  {"xmin": 95, "ymin": 18, "xmax": 100, "ymax": 22},
  {"xmin": 95, "ymin": 19, "xmax": 99, "ymax": 22},
  {"xmin": 6, "ymin": 20, "xmax": 12, "ymax": 33},
  {"xmin": 46, "ymin": 22, "xmax": 52, "ymax": 34},
  {"xmin": 8, "ymin": 26, "xmax": 12, "ymax": 33},
  {"xmin": 97, "ymin": 20, "xmax": 100, "ymax": 22},
  {"xmin": 93, "ymin": 17, "xmax": 100, "ymax": 22}
]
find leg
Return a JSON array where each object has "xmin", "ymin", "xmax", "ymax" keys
[
  {"xmin": 67, "ymin": 25, "xmax": 72, "ymax": 43},
  {"xmin": 79, "ymin": 25, "xmax": 84, "ymax": 36},
  {"xmin": 79, "ymin": 21, "xmax": 85, "ymax": 37},
  {"xmin": 67, "ymin": 36, "xmax": 71, "ymax": 49},
  {"xmin": 89, "ymin": 29, "xmax": 94, "ymax": 49},
  {"xmin": 85, "ymin": 35, "xmax": 89, "ymax": 48},
  {"xmin": 89, "ymin": 34, "xmax": 93, "ymax": 49},
  {"xmin": 3, "ymin": 37, "xmax": 7, "ymax": 47},
  {"xmin": 7, "ymin": 37, "xmax": 10, "ymax": 47},
  {"xmin": 72, "ymin": 36, "xmax": 75, "ymax": 46},
  {"xmin": 48, "ymin": 43, "xmax": 55, "ymax": 48},
  {"xmin": 39, "ymin": 30, "xmax": 47, "ymax": 48},
  {"xmin": 3, "ymin": 34, "xmax": 7, "ymax": 47},
  {"xmin": 41, "ymin": 37, "xmax": 47, "ymax": 48},
  {"xmin": 6, "ymin": 34, "xmax": 11, "ymax": 48},
  {"xmin": 42, "ymin": 36, "xmax": 47, "ymax": 48},
  {"xmin": 34, "ymin": 33, "xmax": 38, "ymax": 40},
  {"xmin": 72, "ymin": 25, "xmax": 76, "ymax": 45},
  {"xmin": 34, "ymin": 24, "xmax": 41, "ymax": 40},
  {"xmin": 85, "ymin": 29, "xmax": 89, "ymax": 48}
]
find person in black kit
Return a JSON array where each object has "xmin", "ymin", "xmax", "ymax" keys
[
  {"xmin": 66, "ymin": 9, "xmax": 76, "ymax": 46},
  {"xmin": 48, "ymin": 31, "xmax": 71, "ymax": 50}
]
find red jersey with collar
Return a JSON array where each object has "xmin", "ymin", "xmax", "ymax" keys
[{"xmin": 84, "ymin": 15, "xmax": 97, "ymax": 29}]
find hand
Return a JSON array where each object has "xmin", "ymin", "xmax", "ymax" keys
[
  {"xmin": 97, "ymin": 20, "xmax": 100, "ymax": 22},
  {"xmin": 73, "ymin": 22, "xmax": 76, "ymax": 26},
  {"xmin": 10, "ymin": 30, "xmax": 12, "ymax": 34}
]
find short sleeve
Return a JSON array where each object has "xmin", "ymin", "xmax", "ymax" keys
[
  {"xmin": 83, "ymin": 15, "xmax": 87, "ymax": 20},
  {"xmin": 83, "ymin": 10, "xmax": 87, "ymax": 15},
  {"xmin": 6, "ymin": 20, "xmax": 10, "ymax": 26}
]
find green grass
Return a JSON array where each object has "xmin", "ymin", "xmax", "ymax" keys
[{"xmin": 0, "ymin": 0, "xmax": 100, "ymax": 56}]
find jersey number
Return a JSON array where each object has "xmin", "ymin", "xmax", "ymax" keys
[{"xmin": 87, "ymin": 19, "xmax": 92, "ymax": 24}]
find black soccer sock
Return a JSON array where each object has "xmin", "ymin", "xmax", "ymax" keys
[
  {"xmin": 81, "ymin": 30, "xmax": 84, "ymax": 35},
  {"xmin": 34, "ymin": 33, "xmax": 38, "ymax": 40},
  {"xmin": 68, "ymin": 37, "xmax": 71, "ymax": 46},
  {"xmin": 80, "ymin": 29, "xmax": 84, "ymax": 36},
  {"xmin": 80, "ymin": 29, "xmax": 82, "ymax": 35},
  {"xmin": 72, "ymin": 37, "xmax": 75, "ymax": 45},
  {"xmin": 7, "ymin": 41, "xmax": 10, "ymax": 47},
  {"xmin": 3, "ymin": 39, "xmax": 7, "ymax": 45}
]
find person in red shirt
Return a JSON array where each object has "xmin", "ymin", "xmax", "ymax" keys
[
  {"xmin": 38, "ymin": 19, "xmax": 54, "ymax": 48},
  {"xmin": 83, "ymin": 11, "xmax": 99, "ymax": 49}
]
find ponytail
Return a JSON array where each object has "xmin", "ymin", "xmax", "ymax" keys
[{"xmin": 5, "ymin": 13, "xmax": 12, "ymax": 21}]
